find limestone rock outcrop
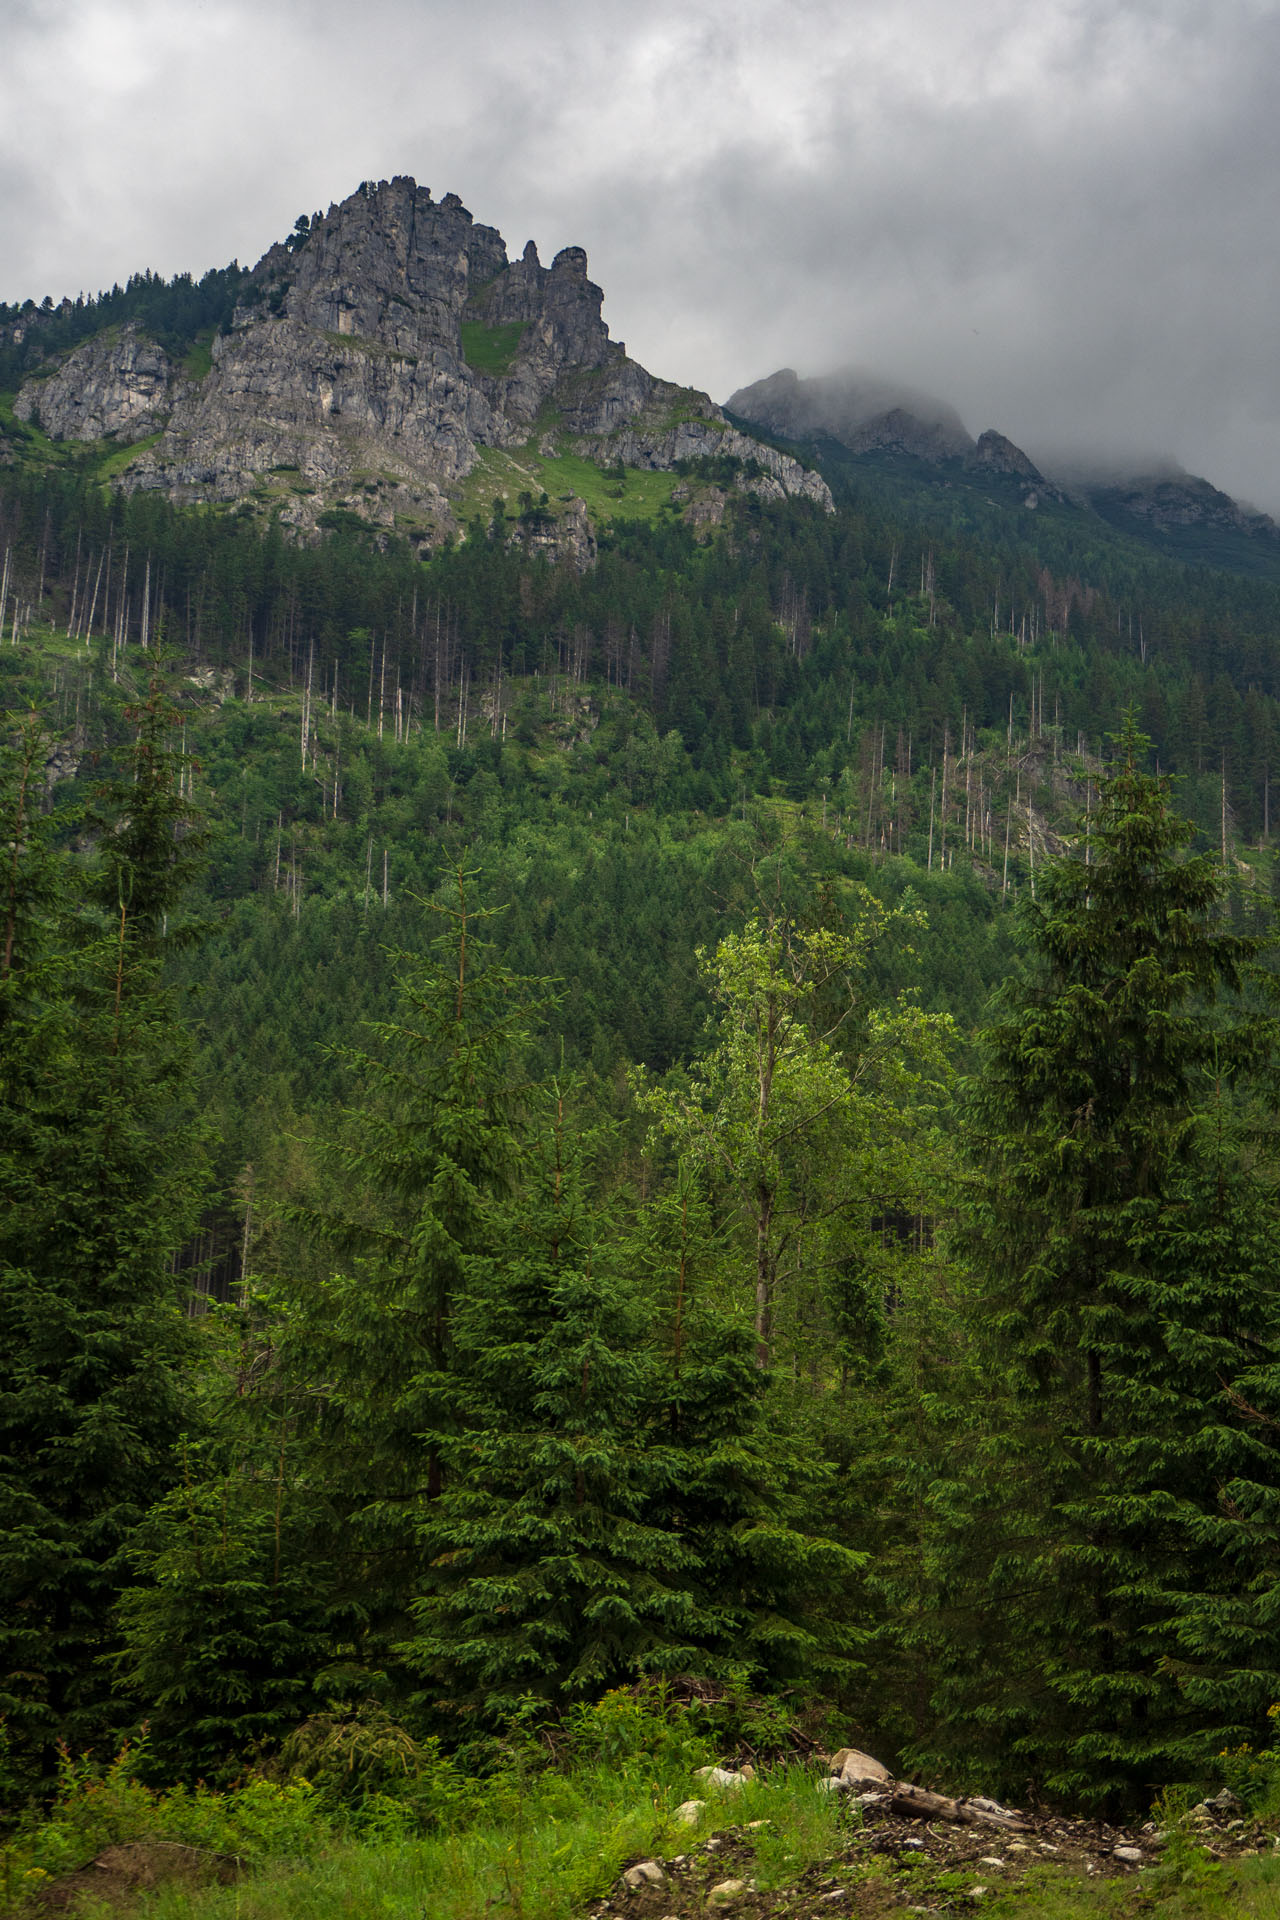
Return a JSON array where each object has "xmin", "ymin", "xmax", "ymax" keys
[
  {"xmin": 1090, "ymin": 468, "xmax": 1280, "ymax": 544},
  {"xmin": 14, "ymin": 323, "xmax": 173, "ymax": 443},
  {"xmin": 600, "ymin": 416, "xmax": 831, "ymax": 509},
  {"xmin": 14, "ymin": 178, "xmax": 830, "ymax": 543},
  {"xmin": 967, "ymin": 429, "xmax": 1043, "ymax": 481}
]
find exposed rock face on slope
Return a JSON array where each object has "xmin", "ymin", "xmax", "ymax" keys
[
  {"xmin": 968, "ymin": 429, "xmax": 1042, "ymax": 481},
  {"xmin": 1086, "ymin": 467, "xmax": 1280, "ymax": 546},
  {"xmin": 14, "ymin": 323, "xmax": 174, "ymax": 443},
  {"xmin": 15, "ymin": 179, "xmax": 830, "ymax": 544},
  {"xmin": 728, "ymin": 366, "xmax": 1062, "ymax": 505}
]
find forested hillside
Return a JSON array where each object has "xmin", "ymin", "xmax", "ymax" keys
[{"xmin": 5, "ymin": 411, "xmax": 1280, "ymax": 1917}]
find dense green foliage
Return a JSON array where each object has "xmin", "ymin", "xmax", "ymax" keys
[
  {"xmin": 7, "ymin": 427, "xmax": 1280, "ymax": 1902},
  {"xmin": 915, "ymin": 724, "xmax": 1280, "ymax": 1803},
  {"xmin": 0, "ymin": 688, "xmax": 208, "ymax": 1776}
]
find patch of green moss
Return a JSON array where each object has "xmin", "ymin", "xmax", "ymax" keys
[
  {"xmin": 0, "ymin": 392, "xmax": 35, "ymax": 441},
  {"xmin": 320, "ymin": 331, "xmax": 418, "ymax": 366},
  {"xmin": 452, "ymin": 443, "xmax": 679, "ymax": 529},
  {"xmin": 182, "ymin": 331, "xmax": 215, "ymax": 381},
  {"xmin": 0, "ymin": 393, "xmax": 67, "ymax": 468},
  {"xmin": 316, "ymin": 506, "xmax": 376, "ymax": 534},
  {"xmin": 96, "ymin": 431, "xmax": 162, "ymax": 482},
  {"xmin": 537, "ymin": 453, "xmax": 678, "ymax": 521},
  {"xmin": 460, "ymin": 321, "xmax": 526, "ymax": 376},
  {"xmin": 659, "ymin": 398, "xmax": 726, "ymax": 432}
]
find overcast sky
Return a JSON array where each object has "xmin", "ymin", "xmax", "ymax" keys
[{"xmin": 2, "ymin": 0, "xmax": 1278, "ymax": 506}]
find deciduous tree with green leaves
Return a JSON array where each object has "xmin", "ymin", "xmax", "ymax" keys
[{"xmin": 636, "ymin": 897, "xmax": 954, "ymax": 1378}]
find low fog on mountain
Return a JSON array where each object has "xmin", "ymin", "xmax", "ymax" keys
[{"xmin": 0, "ymin": 0, "xmax": 1275, "ymax": 507}]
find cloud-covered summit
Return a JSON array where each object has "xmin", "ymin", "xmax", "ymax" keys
[{"xmin": 727, "ymin": 368, "xmax": 975, "ymax": 461}]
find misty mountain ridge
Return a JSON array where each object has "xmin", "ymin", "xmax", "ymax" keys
[
  {"xmin": 726, "ymin": 367, "xmax": 975, "ymax": 460},
  {"xmin": 728, "ymin": 364, "xmax": 1280, "ymax": 575},
  {"xmin": 727, "ymin": 365, "xmax": 1063, "ymax": 505},
  {"xmin": 4, "ymin": 179, "xmax": 1277, "ymax": 582}
]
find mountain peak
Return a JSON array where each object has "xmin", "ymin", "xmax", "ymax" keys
[{"xmin": 9, "ymin": 177, "xmax": 831, "ymax": 547}]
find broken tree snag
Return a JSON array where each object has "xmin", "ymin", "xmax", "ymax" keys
[{"xmin": 888, "ymin": 1783, "xmax": 1031, "ymax": 1832}]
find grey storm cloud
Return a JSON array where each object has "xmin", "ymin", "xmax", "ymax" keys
[{"xmin": 2, "ymin": 0, "xmax": 1278, "ymax": 504}]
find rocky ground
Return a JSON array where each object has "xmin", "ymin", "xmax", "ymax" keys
[{"xmin": 598, "ymin": 1766, "xmax": 1272, "ymax": 1919}]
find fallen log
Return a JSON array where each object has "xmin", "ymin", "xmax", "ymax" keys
[{"xmin": 888, "ymin": 1782, "xmax": 1031, "ymax": 1832}]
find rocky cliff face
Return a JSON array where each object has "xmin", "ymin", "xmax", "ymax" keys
[
  {"xmin": 15, "ymin": 178, "xmax": 830, "ymax": 544},
  {"xmin": 1086, "ymin": 468, "xmax": 1280, "ymax": 544},
  {"xmin": 14, "ymin": 323, "xmax": 174, "ymax": 442}
]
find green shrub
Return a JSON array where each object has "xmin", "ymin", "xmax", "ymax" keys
[
  {"xmin": 0, "ymin": 1736, "xmax": 327, "ymax": 1901},
  {"xmin": 277, "ymin": 1703, "xmax": 482, "ymax": 1831},
  {"xmin": 560, "ymin": 1682, "xmax": 713, "ymax": 1777},
  {"xmin": 459, "ymin": 322, "xmax": 526, "ymax": 376}
]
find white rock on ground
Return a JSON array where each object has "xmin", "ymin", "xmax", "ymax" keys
[
  {"xmin": 692, "ymin": 1766, "xmax": 748, "ymax": 1791},
  {"xmin": 967, "ymin": 1796, "xmax": 1024, "ymax": 1821},
  {"xmin": 830, "ymin": 1748, "xmax": 894, "ymax": 1791},
  {"xmin": 623, "ymin": 1861, "xmax": 667, "ymax": 1890}
]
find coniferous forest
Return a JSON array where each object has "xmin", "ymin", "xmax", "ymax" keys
[{"xmin": 6, "ymin": 436, "xmax": 1280, "ymax": 1914}]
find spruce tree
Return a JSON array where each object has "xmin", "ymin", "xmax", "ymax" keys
[
  {"xmin": 0, "ymin": 683, "xmax": 208, "ymax": 1776},
  {"xmin": 408, "ymin": 1115, "xmax": 868, "ymax": 1725},
  {"xmin": 262, "ymin": 875, "xmax": 548, "ymax": 1699},
  {"xmin": 630, "ymin": 1161, "xmax": 871, "ymax": 1701},
  {"xmin": 407, "ymin": 1095, "xmax": 705, "ymax": 1721},
  {"xmin": 929, "ymin": 719, "xmax": 1280, "ymax": 1805},
  {"xmin": 115, "ymin": 1421, "xmax": 336, "ymax": 1781}
]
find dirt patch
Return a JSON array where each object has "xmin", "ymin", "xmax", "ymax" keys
[{"xmin": 35, "ymin": 1840, "xmax": 240, "ymax": 1913}]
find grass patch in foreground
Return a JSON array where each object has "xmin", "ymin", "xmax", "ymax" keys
[
  {"xmin": 4, "ymin": 1742, "xmax": 855, "ymax": 1920},
  {"xmin": 40, "ymin": 1767, "xmax": 695, "ymax": 1920},
  {"xmin": 13, "ymin": 1731, "xmax": 1280, "ymax": 1920},
  {"xmin": 37, "ymin": 1792, "xmax": 1280, "ymax": 1920},
  {"xmin": 982, "ymin": 1850, "xmax": 1280, "ymax": 1919}
]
